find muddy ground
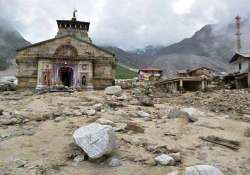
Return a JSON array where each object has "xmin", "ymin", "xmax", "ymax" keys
[{"xmin": 0, "ymin": 89, "xmax": 249, "ymax": 175}]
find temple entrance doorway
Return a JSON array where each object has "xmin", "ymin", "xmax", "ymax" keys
[{"xmin": 59, "ymin": 67, "xmax": 73, "ymax": 87}]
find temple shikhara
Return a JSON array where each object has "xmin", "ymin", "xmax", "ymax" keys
[{"xmin": 15, "ymin": 10, "xmax": 117, "ymax": 90}]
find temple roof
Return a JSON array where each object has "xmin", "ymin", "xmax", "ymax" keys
[
  {"xmin": 16, "ymin": 34, "xmax": 115, "ymax": 57},
  {"xmin": 56, "ymin": 10, "xmax": 90, "ymax": 31},
  {"xmin": 56, "ymin": 20, "xmax": 90, "ymax": 31}
]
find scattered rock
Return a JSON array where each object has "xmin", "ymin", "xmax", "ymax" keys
[
  {"xmin": 94, "ymin": 103, "xmax": 103, "ymax": 112},
  {"xmin": 169, "ymin": 152, "xmax": 181, "ymax": 162},
  {"xmin": 85, "ymin": 109, "xmax": 96, "ymax": 116},
  {"xmin": 117, "ymin": 94, "xmax": 127, "ymax": 101},
  {"xmin": 154, "ymin": 154, "xmax": 175, "ymax": 166},
  {"xmin": 136, "ymin": 111, "xmax": 150, "ymax": 118},
  {"xmin": 54, "ymin": 117, "xmax": 64, "ymax": 122},
  {"xmin": 96, "ymin": 118, "xmax": 115, "ymax": 126},
  {"xmin": 0, "ymin": 117, "xmax": 19, "ymax": 125},
  {"xmin": 73, "ymin": 123, "xmax": 116, "ymax": 159},
  {"xmin": 104, "ymin": 86, "xmax": 122, "ymax": 96},
  {"xmin": 167, "ymin": 171, "xmax": 180, "ymax": 175},
  {"xmin": 14, "ymin": 159, "xmax": 26, "ymax": 168},
  {"xmin": 144, "ymin": 157, "xmax": 156, "ymax": 166},
  {"xmin": 244, "ymin": 128, "xmax": 250, "ymax": 137},
  {"xmin": 108, "ymin": 157, "xmax": 122, "ymax": 167},
  {"xmin": 0, "ymin": 76, "xmax": 17, "ymax": 91},
  {"xmin": 168, "ymin": 109, "xmax": 197, "ymax": 122},
  {"xmin": 72, "ymin": 155, "xmax": 86, "ymax": 167},
  {"xmin": 125, "ymin": 122, "xmax": 145, "ymax": 133},
  {"xmin": 185, "ymin": 165, "xmax": 224, "ymax": 175},
  {"xmin": 138, "ymin": 96, "xmax": 154, "ymax": 106}
]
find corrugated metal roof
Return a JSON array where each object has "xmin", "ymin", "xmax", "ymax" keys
[{"xmin": 230, "ymin": 52, "xmax": 250, "ymax": 63}]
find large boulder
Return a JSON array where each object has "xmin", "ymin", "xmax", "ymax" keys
[
  {"xmin": 138, "ymin": 96, "xmax": 154, "ymax": 106},
  {"xmin": 104, "ymin": 86, "xmax": 122, "ymax": 96},
  {"xmin": 73, "ymin": 123, "xmax": 116, "ymax": 159},
  {"xmin": 155, "ymin": 154, "xmax": 175, "ymax": 166},
  {"xmin": 168, "ymin": 109, "xmax": 198, "ymax": 122},
  {"xmin": 184, "ymin": 165, "xmax": 224, "ymax": 175},
  {"xmin": 0, "ymin": 76, "xmax": 17, "ymax": 91}
]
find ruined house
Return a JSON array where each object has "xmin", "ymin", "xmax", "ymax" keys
[
  {"xmin": 230, "ymin": 52, "xmax": 250, "ymax": 88},
  {"xmin": 138, "ymin": 68, "xmax": 162, "ymax": 81},
  {"xmin": 177, "ymin": 67, "xmax": 215, "ymax": 79},
  {"xmin": 156, "ymin": 67, "xmax": 212, "ymax": 93},
  {"xmin": 15, "ymin": 11, "xmax": 117, "ymax": 90}
]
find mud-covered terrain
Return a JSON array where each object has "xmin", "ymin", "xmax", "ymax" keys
[{"xmin": 0, "ymin": 89, "xmax": 249, "ymax": 175}]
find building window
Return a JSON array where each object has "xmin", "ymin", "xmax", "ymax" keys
[{"xmin": 239, "ymin": 63, "xmax": 242, "ymax": 70}]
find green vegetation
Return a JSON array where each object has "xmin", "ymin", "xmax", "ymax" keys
[
  {"xmin": 116, "ymin": 65, "xmax": 137, "ymax": 79},
  {"xmin": 0, "ymin": 56, "xmax": 8, "ymax": 70}
]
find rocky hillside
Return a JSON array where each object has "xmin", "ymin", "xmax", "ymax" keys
[
  {"xmin": 0, "ymin": 18, "xmax": 30, "ymax": 64},
  {"xmin": 105, "ymin": 18, "xmax": 250, "ymax": 75}
]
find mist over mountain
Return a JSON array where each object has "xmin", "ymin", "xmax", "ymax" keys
[
  {"xmin": 104, "ymin": 18, "xmax": 250, "ymax": 75},
  {"xmin": 1, "ymin": 16, "xmax": 250, "ymax": 75},
  {"xmin": 0, "ymin": 18, "xmax": 30, "ymax": 63}
]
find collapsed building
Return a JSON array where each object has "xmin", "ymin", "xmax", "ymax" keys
[
  {"xmin": 138, "ymin": 68, "xmax": 163, "ymax": 81},
  {"xmin": 15, "ymin": 11, "xmax": 117, "ymax": 90},
  {"xmin": 156, "ymin": 67, "xmax": 213, "ymax": 93},
  {"xmin": 227, "ymin": 16, "xmax": 250, "ymax": 89},
  {"xmin": 229, "ymin": 52, "xmax": 250, "ymax": 89}
]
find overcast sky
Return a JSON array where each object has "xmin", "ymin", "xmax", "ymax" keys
[{"xmin": 1, "ymin": 0, "xmax": 250, "ymax": 50}]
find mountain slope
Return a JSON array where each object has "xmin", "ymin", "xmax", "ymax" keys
[
  {"xmin": 105, "ymin": 18, "xmax": 250, "ymax": 75},
  {"xmin": 0, "ymin": 18, "xmax": 30, "ymax": 63}
]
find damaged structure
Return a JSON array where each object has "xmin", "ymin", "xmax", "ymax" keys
[
  {"xmin": 156, "ymin": 76, "xmax": 209, "ymax": 93},
  {"xmin": 138, "ymin": 68, "xmax": 163, "ymax": 81},
  {"xmin": 156, "ymin": 67, "xmax": 213, "ymax": 93},
  {"xmin": 230, "ymin": 52, "xmax": 250, "ymax": 89},
  {"xmin": 227, "ymin": 16, "xmax": 250, "ymax": 89},
  {"xmin": 15, "ymin": 11, "xmax": 117, "ymax": 90},
  {"xmin": 177, "ymin": 67, "xmax": 215, "ymax": 79}
]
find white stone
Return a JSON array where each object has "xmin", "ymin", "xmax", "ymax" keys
[
  {"xmin": 86, "ymin": 109, "xmax": 96, "ymax": 116},
  {"xmin": 181, "ymin": 107, "xmax": 204, "ymax": 117},
  {"xmin": 154, "ymin": 154, "xmax": 175, "ymax": 166},
  {"xmin": 73, "ymin": 123, "xmax": 116, "ymax": 159},
  {"xmin": 184, "ymin": 165, "xmax": 224, "ymax": 175},
  {"xmin": 117, "ymin": 94, "xmax": 127, "ymax": 101},
  {"xmin": 104, "ymin": 86, "xmax": 122, "ymax": 96},
  {"xmin": 136, "ymin": 111, "xmax": 150, "ymax": 118},
  {"xmin": 96, "ymin": 118, "xmax": 114, "ymax": 126},
  {"xmin": 94, "ymin": 103, "xmax": 103, "ymax": 111},
  {"xmin": 108, "ymin": 157, "xmax": 122, "ymax": 167},
  {"xmin": 167, "ymin": 171, "xmax": 180, "ymax": 175}
]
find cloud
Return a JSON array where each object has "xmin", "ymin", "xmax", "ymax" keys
[{"xmin": 0, "ymin": 0, "xmax": 249, "ymax": 50}]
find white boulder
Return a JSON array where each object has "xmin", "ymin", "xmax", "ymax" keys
[
  {"xmin": 104, "ymin": 86, "xmax": 122, "ymax": 96},
  {"xmin": 181, "ymin": 107, "xmax": 204, "ymax": 118},
  {"xmin": 155, "ymin": 154, "xmax": 175, "ymax": 166},
  {"xmin": 184, "ymin": 165, "xmax": 224, "ymax": 175},
  {"xmin": 136, "ymin": 111, "xmax": 150, "ymax": 118},
  {"xmin": 86, "ymin": 109, "xmax": 96, "ymax": 116},
  {"xmin": 73, "ymin": 123, "xmax": 116, "ymax": 159}
]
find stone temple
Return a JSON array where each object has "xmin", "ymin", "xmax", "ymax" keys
[{"xmin": 15, "ymin": 11, "xmax": 117, "ymax": 90}]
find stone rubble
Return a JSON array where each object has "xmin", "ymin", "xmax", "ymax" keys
[
  {"xmin": 0, "ymin": 87, "xmax": 249, "ymax": 174},
  {"xmin": 104, "ymin": 86, "xmax": 122, "ymax": 96}
]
